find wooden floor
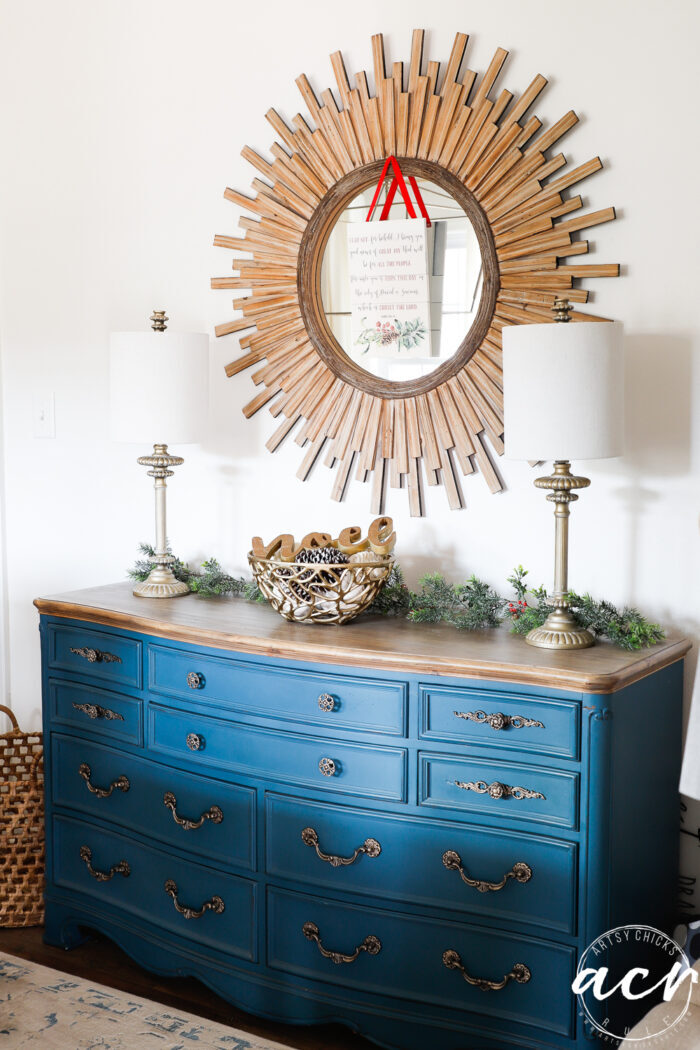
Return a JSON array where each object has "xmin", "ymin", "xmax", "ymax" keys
[{"xmin": 0, "ymin": 926, "xmax": 372, "ymax": 1049}]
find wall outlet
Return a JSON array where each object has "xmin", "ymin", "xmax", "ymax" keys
[{"xmin": 33, "ymin": 392, "xmax": 55, "ymax": 438}]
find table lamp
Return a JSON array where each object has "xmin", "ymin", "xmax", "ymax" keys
[
  {"xmin": 110, "ymin": 311, "xmax": 209, "ymax": 599},
  {"xmin": 502, "ymin": 299, "xmax": 624, "ymax": 650}
]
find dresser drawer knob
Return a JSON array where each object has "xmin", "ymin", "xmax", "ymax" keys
[
  {"xmin": 79, "ymin": 763, "xmax": 130, "ymax": 799},
  {"xmin": 70, "ymin": 646, "xmax": 122, "ymax": 665},
  {"xmin": 302, "ymin": 826, "xmax": 381, "ymax": 867},
  {"xmin": 454, "ymin": 709, "xmax": 544, "ymax": 731},
  {"xmin": 318, "ymin": 693, "xmax": 336, "ymax": 712},
  {"xmin": 187, "ymin": 672, "xmax": 204, "ymax": 689},
  {"xmin": 163, "ymin": 791, "xmax": 223, "ymax": 829},
  {"xmin": 164, "ymin": 879, "xmax": 225, "ymax": 919},
  {"xmin": 186, "ymin": 733, "xmax": 204, "ymax": 751},
  {"xmin": 318, "ymin": 757, "xmax": 337, "ymax": 777},
  {"xmin": 79, "ymin": 845, "xmax": 130, "ymax": 882},
  {"xmin": 302, "ymin": 921, "xmax": 381, "ymax": 965},
  {"xmin": 454, "ymin": 779, "xmax": 546, "ymax": 802},
  {"xmin": 443, "ymin": 949, "xmax": 531, "ymax": 991},
  {"xmin": 72, "ymin": 701, "xmax": 124, "ymax": 722},
  {"xmin": 442, "ymin": 850, "xmax": 532, "ymax": 893}
]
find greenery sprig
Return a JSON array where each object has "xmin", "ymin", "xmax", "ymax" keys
[
  {"xmin": 128, "ymin": 548, "xmax": 664, "ymax": 651},
  {"xmin": 128, "ymin": 543, "xmax": 261, "ymax": 600}
]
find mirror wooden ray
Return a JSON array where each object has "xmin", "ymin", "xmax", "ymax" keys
[{"xmin": 213, "ymin": 29, "xmax": 620, "ymax": 516}]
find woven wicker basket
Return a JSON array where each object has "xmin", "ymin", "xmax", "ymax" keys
[
  {"xmin": 248, "ymin": 554, "xmax": 393, "ymax": 625},
  {"xmin": 0, "ymin": 704, "xmax": 45, "ymax": 927}
]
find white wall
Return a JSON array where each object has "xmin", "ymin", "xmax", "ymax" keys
[{"xmin": 0, "ymin": 0, "xmax": 698, "ymax": 752}]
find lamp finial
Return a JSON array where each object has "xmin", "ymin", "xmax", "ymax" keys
[
  {"xmin": 552, "ymin": 298, "xmax": 573, "ymax": 323},
  {"xmin": 150, "ymin": 310, "xmax": 169, "ymax": 332}
]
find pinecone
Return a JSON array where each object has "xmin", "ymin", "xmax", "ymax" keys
[
  {"xmin": 296, "ymin": 547, "xmax": 349, "ymax": 565},
  {"xmin": 290, "ymin": 546, "xmax": 349, "ymax": 599}
]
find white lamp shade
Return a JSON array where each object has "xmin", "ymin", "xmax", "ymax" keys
[
  {"xmin": 110, "ymin": 331, "xmax": 209, "ymax": 445},
  {"xmin": 503, "ymin": 321, "xmax": 624, "ymax": 461}
]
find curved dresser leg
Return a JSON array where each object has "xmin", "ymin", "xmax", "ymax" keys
[{"xmin": 43, "ymin": 900, "xmax": 90, "ymax": 950}]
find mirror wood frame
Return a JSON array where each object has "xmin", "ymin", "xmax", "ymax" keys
[
  {"xmin": 299, "ymin": 158, "xmax": 499, "ymax": 400},
  {"xmin": 213, "ymin": 29, "xmax": 620, "ymax": 516}
]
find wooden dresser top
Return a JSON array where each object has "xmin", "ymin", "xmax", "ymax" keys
[{"xmin": 35, "ymin": 582, "xmax": 690, "ymax": 694}]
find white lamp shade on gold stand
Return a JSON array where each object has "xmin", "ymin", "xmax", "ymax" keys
[
  {"xmin": 110, "ymin": 331, "xmax": 209, "ymax": 445},
  {"xmin": 503, "ymin": 310, "xmax": 624, "ymax": 649},
  {"xmin": 110, "ymin": 322, "xmax": 209, "ymax": 598},
  {"xmin": 503, "ymin": 320, "xmax": 624, "ymax": 462}
]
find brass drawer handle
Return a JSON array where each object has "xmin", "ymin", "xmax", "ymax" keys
[
  {"xmin": 442, "ymin": 850, "xmax": 532, "ymax": 893},
  {"xmin": 302, "ymin": 826, "xmax": 381, "ymax": 867},
  {"xmin": 318, "ymin": 693, "xmax": 336, "ymax": 712},
  {"xmin": 318, "ymin": 757, "xmax": 337, "ymax": 777},
  {"xmin": 302, "ymin": 921, "xmax": 381, "ymax": 964},
  {"xmin": 70, "ymin": 646, "xmax": 122, "ymax": 665},
  {"xmin": 72, "ymin": 701, "xmax": 124, "ymax": 722},
  {"xmin": 164, "ymin": 879, "xmax": 225, "ymax": 919},
  {"xmin": 79, "ymin": 763, "xmax": 130, "ymax": 799},
  {"xmin": 443, "ymin": 949, "xmax": 531, "ymax": 991},
  {"xmin": 186, "ymin": 733, "xmax": 204, "ymax": 751},
  {"xmin": 187, "ymin": 672, "xmax": 204, "ymax": 689},
  {"xmin": 454, "ymin": 709, "xmax": 544, "ymax": 731},
  {"xmin": 455, "ymin": 779, "xmax": 546, "ymax": 801},
  {"xmin": 163, "ymin": 791, "xmax": 223, "ymax": 830},
  {"xmin": 79, "ymin": 845, "xmax": 130, "ymax": 882}
]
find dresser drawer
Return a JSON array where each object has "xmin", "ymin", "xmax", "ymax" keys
[
  {"xmin": 149, "ymin": 704, "xmax": 407, "ymax": 803},
  {"xmin": 52, "ymin": 814, "xmax": 256, "ymax": 961},
  {"xmin": 51, "ymin": 734, "xmax": 255, "ymax": 871},
  {"xmin": 47, "ymin": 622, "xmax": 141, "ymax": 690},
  {"xmin": 267, "ymin": 887, "xmax": 575, "ymax": 1038},
  {"xmin": 419, "ymin": 685, "xmax": 580, "ymax": 759},
  {"xmin": 265, "ymin": 794, "xmax": 577, "ymax": 934},
  {"xmin": 48, "ymin": 679, "xmax": 142, "ymax": 746},
  {"xmin": 149, "ymin": 644, "xmax": 407, "ymax": 736},
  {"xmin": 419, "ymin": 752, "xmax": 579, "ymax": 830}
]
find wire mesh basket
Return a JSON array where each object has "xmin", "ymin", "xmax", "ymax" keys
[
  {"xmin": 248, "ymin": 553, "xmax": 393, "ymax": 625},
  {"xmin": 0, "ymin": 705, "xmax": 45, "ymax": 927}
]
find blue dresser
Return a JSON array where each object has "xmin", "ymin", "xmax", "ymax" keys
[{"xmin": 36, "ymin": 583, "xmax": 690, "ymax": 1050}]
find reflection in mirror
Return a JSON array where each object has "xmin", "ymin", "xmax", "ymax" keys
[{"xmin": 320, "ymin": 179, "xmax": 483, "ymax": 384}]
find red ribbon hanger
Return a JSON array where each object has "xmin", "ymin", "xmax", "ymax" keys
[{"xmin": 365, "ymin": 156, "xmax": 431, "ymax": 227}]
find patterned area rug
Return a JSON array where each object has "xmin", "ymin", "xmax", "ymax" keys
[{"xmin": 0, "ymin": 951, "xmax": 296, "ymax": 1049}]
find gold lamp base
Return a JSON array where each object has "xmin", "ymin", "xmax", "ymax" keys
[
  {"xmin": 133, "ymin": 565, "xmax": 190, "ymax": 600},
  {"xmin": 526, "ymin": 459, "xmax": 595, "ymax": 652},
  {"xmin": 526, "ymin": 607, "xmax": 594, "ymax": 651},
  {"xmin": 134, "ymin": 442, "xmax": 190, "ymax": 600}
]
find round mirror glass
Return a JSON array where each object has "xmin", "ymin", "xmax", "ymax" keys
[{"xmin": 320, "ymin": 178, "xmax": 484, "ymax": 384}]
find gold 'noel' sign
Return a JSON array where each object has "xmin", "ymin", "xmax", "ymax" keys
[{"xmin": 213, "ymin": 29, "xmax": 619, "ymax": 516}]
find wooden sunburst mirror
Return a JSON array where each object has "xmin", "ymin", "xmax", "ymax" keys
[{"xmin": 213, "ymin": 29, "xmax": 619, "ymax": 516}]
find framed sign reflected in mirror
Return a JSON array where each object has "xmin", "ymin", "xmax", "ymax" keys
[{"xmin": 213, "ymin": 30, "xmax": 620, "ymax": 516}]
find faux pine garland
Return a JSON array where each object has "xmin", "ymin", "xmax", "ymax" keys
[{"xmin": 129, "ymin": 545, "xmax": 664, "ymax": 651}]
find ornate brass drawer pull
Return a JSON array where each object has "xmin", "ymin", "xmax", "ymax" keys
[
  {"xmin": 186, "ymin": 732, "xmax": 204, "ymax": 751},
  {"xmin": 79, "ymin": 763, "xmax": 130, "ymax": 799},
  {"xmin": 318, "ymin": 693, "xmax": 336, "ymax": 712},
  {"xmin": 187, "ymin": 672, "xmax": 204, "ymax": 689},
  {"xmin": 455, "ymin": 779, "xmax": 546, "ymax": 801},
  {"xmin": 442, "ymin": 850, "xmax": 532, "ymax": 893},
  {"xmin": 442, "ymin": 949, "xmax": 531, "ymax": 991},
  {"xmin": 72, "ymin": 701, "xmax": 124, "ymax": 722},
  {"xmin": 302, "ymin": 921, "xmax": 381, "ymax": 964},
  {"xmin": 164, "ymin": 879, "xmax": 225, "ymax": 919},
  {"xmin": 163, "ymin": 791, "xmax": 223, "ymax": 830},
  {"xmin": 302, "ymin": 826, "xmax": 381, "ymax": 867},
  {"xmin": 70, "ymin": 646, "xmax": 122, "ymax": 665},
  {"xmin": 454, "ymin": 709, "xmax": 544, "ymax": 731},
  {"xmin": 318, "ymin": 757, "xmax": 337, "ymax": 777},
  {"xmin": 79, "ymin": 845, "xmax": 130, "ymax": 882}
]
